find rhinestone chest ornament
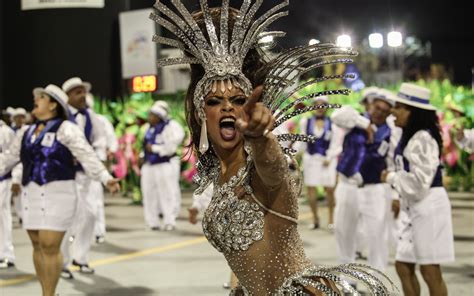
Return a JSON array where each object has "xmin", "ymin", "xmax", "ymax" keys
[{"xmin": 202, "ymin": 155, "xmax": 265, "ymax": 253}]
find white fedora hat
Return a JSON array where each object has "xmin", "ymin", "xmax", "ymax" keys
[
  {"xmin": 369, "ymin": 89, "xmax": 396, "ymax": 107},
  {"xmin": 150, "ymin": 101, "xmax": 169, "ymax": 120},
  {"xmin": 312, "ymin": 95, "xmax": 329, "ymax": 104},
  {"xmin": 393, "ymin": 83, "xmax": 436, "ymax": 111},
  {"xmin": 13, "ymin": 107, "xmax": 27, "ymax": 117},
  {"xmin": 33, "ymin": 84, "xmax": 70, "ymax": 114},
  {"xmin": 6, "ymin": 107, "xmax": 15, "ymax": 115},
  {"xmin": 62, "ymin": 77, "xmax": 92, "ymax": 94},
  {"xmin": 360, "ymin": 86, "xmax": 379, "ymax": 103}
]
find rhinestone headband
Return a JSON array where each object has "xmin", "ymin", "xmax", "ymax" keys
[{"xmin": 150, "ymin": 0, "xmax": 291, "ymax": 120}]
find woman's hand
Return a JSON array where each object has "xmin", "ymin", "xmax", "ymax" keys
[
  {"xmin": 392, "ymin": 200, "xmax": 400, "ymax": 219},
  {"xmin": 145, "ymin": 143, "xmax": 153, "ymax": 153},
  {"xmin": 188, "ymin": 208, "xmax": 199, "ymax": 225},
  {"xmin": 235, "ymin": 86, "xmax": 275, "ymax": 139},
  {"xmin": 365, "ymin": 125, "xmax": 375, "ymax": 144},
  {"xmin": 106, "ymin": 179, "xmax": 121, "ymax": 194},
  {"xmin": 11, "ymin": 183, "xmax": 21, "ymax": 196},
  {"xmin": 380, "ymin": 170, "xmax": 389, "ymax": 183}
]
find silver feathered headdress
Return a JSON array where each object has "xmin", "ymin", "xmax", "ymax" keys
[{"xmin": 150, "ymin": 0, "xmax": 357, "ymax": 190}]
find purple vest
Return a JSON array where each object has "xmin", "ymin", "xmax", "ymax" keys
[
  {"xmin": 359, "ymin": 123, "xmax": 391, "ymax": 184},
  {"xmin": 306, "ymin": 117, "xmax": 332, "ymax": 156},
  {"xmin": 337, "ymin": 128, "xmax": 367, "ymax": 178},
  {"xmin": 337, "ymin": 118, "xmax": 391, "ymax": 184},
  {"xmin": 394, "ymin": 136, "xmax": 443, "ymax": 188},
  {"xmin": 144, "ymin": 121, "xmax": 173, "ymax": 165},
  {"xmin": 20, "ymin": 119, "xmax": 76, "ymax": 186}
]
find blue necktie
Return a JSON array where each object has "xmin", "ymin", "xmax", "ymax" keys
[{"xmin": 75, "ymin": 109, "xmax": 93, "ymax": 142}]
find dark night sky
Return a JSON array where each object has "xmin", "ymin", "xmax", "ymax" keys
[
  {"xmin": 181, "ymin": 0, "xmax": 473, "ymax": 80},
  {"xmin": 178, "ymin": 0, "xmax": 470, "ymax": 44},
  {"xmin": 0, "ymin": 0, "xmax": 471, "ymax": 108}
]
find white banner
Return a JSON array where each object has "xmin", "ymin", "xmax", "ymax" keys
[
  {"xmin": 119, "ymin": 9, "xmax": 157, "ymax": 79},
  {"xmin": 22, "ymin": 0, "xmax": 104, "ymax": 10}
]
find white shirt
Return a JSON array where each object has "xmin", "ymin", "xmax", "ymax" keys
[
  {"xmin": 0, "ymin": 120, "xmax": 15, "ymax": 176},
  {"xmin": 0, "ymin": 121, "xmax": 112, "ymax": 185},
  {"xmin": 387, "ymin": 130, "xmax": 440, "ymax": 202},
  {"xmin": 95, "ymin": 114, "xmax": 118, "ymax": 161},
  {"xmin": 150, "ymin": 119, "xmax": 185, "ymax": 157},
  {"xmin": 69, "ymin": 106, "xmax": 107, "ymax": 156},
  {"xmin": 11, "ymin": 125, "xmax": 30, "ymax": 184}
]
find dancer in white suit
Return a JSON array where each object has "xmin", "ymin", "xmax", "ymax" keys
[
  {"xmin": 85, "ymin": 94, "xmax": 119, "ymax": 244},
  {"xmin": 331, "ymin": 89, "xmax": 395, "ymax": 271},
  {"xmin": 0, "ymin": 119, "xmax": 15, "ymax": 269},
  {"xmin": 60, "ymin": 77, "xmax": 107, "ymax": 278},
  {"xmin": 151, "ymin": 101, "xmax": 185, "ymax": 220},
  {"xmin": 141, "ymin": 101, "xmax": 185, "ymax": 231},
  {"xmin": 10, "ymin": 108, "xmax": 29, "ymax": 227}
]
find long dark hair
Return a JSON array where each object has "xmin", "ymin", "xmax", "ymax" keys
[
  {"xmin": 400, "ymin": 105, "xmax": 443, "ymax": 157},
  {"xmin": 185, "ymin": 7, "xmax": 269, "ymax": 157}
]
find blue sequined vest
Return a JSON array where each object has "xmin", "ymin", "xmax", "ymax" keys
[
  {"xmin": 20, "ymin": 119, "xmax": 76, "ymax": 186},
  {"xmin": 143, "ymin": 120, "xmax": 173, "ymax": 165},
  {"xmin": 359, "ymin": 123, "xmax": 391, "ymax": 184},
  {"xmin": 306, "ymin": 117, "xmax": 332, "ymax": 156}
]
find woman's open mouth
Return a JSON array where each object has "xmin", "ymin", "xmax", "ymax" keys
[{"xmin": 219, "ymin": 116, "xmax": 237, "ymax": 141}]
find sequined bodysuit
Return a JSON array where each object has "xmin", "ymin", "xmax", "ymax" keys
[
  {"xmin": 202, "ymin": 136, "xmax": 322, "ymax": 295},
  {"xmin": 201, "ymin": 139, "xmax": 394, "ymax": 296}
]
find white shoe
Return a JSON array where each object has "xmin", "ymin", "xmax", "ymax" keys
[
  {"xmin": 0, "ymin": 259, "xmax": 15, "ymax": 269},
  {"xmin": 95, "ymin": 235, "xmax": 105, "ymax": 244},
  {"xmin": 163, "ymin": 224, "xmax": 175, "ymax": 231},
  {"xmin": 223, "ymin": 282, "xmax": 231, "ymax": 289},
  {"xmin": 327, "ymin": 223, "xmax": 335, "ymax": 232}
]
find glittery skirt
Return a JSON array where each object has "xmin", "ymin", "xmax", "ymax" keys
[{"xmin": 230, "ymin": 263, "xmax": 398, "ymax": 296}]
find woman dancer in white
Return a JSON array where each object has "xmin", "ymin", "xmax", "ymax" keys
[
  {"xmin": 382, "ymin": 83, "xmax": 454, "ymax": 296},
  {"xmin": 298, "ymin": 97, "xmax": 342, "ymax": 229},
  {"xmin": 0, "ymin": 84, "xmax": 119, "ymax": 296}
]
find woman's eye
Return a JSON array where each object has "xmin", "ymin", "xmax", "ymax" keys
[
  {"xmin": 206, "ymin": 98, "xmax": 220, "ymax": 106},
  {"xmin": 232, "ymin": 97, "xmax": 246, "ymax": 105}
]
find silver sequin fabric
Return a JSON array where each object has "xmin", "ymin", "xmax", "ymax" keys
[{"xmin": 202, "ymin": 140, "xmax": 395, "ymax": 295}]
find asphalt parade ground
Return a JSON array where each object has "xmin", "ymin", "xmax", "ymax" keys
[{"xmin": 1, "ymin": 191, "xmax": 473, "ymax": 295}]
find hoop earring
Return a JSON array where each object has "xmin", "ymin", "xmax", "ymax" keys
[{"xmin": 199, "ymin": 120, "xmax": 209, "ymax": 154}]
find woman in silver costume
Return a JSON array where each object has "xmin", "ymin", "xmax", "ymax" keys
[{"xmin": 150, "ymin": 1, "xmax": 395, "ymax": 294}]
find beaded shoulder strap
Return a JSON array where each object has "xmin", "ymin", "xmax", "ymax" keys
[{"xmin": 250, "ymin": 193, "xmax": 298, "ymax": 224}]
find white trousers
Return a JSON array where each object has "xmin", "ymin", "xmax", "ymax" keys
[
  {"xmin": 335, "ymin": 181, "xmax": 391, "ymax": 271},
  {"xmin": 0, "ymin": 179, "xmax": 15, "ymax": 262},
  {"xmin": 170, "ymin": 157, "xmax": 182, "ymax": 217},
  {"xmin": 62, "ymin": 172, "xmax": 98, "ymax": 266},
  {"xmin": 13, "ymin": 195, "xmax": 22, "ymax": 220},
  {"xmin": 90, "ymin": 180, "xmax": 106, "ymax": 237},
  {"xmin": 141, "ymin": 162, "xmax": 178, "ymax": 228}
]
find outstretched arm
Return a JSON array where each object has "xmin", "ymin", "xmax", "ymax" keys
[
  {"xmin": 58, "ymin": 121, "xmax": 120, "ymax": 193},
  {"xmin": 236, "ymin": 86, "xmax": 288, "ymax": 190}
]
